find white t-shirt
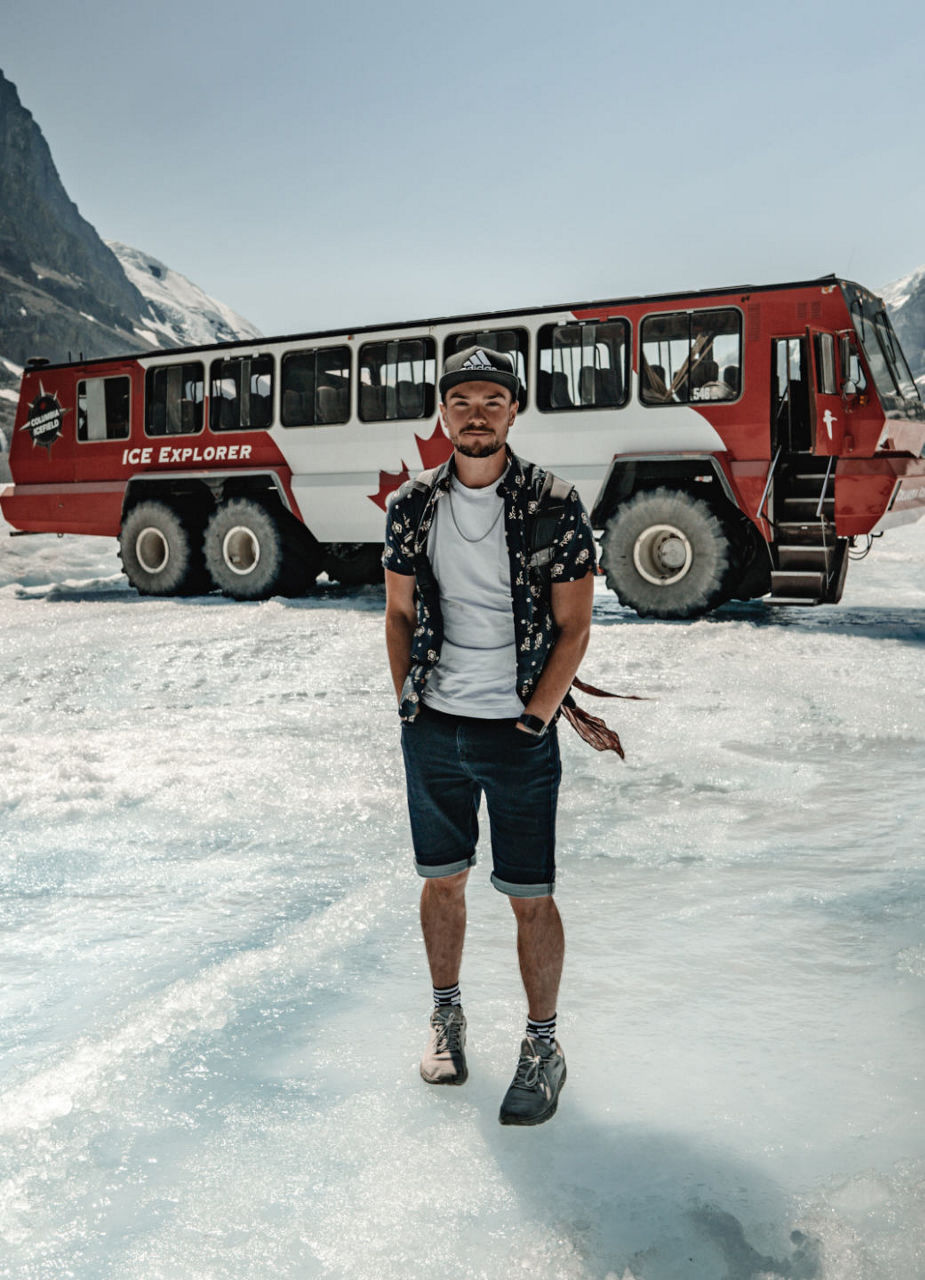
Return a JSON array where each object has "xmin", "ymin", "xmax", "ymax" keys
[{"xmin": 422, "ymin": 470, "xmax": 522, "ymax": 718}]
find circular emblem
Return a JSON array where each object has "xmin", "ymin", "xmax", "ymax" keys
[{"xmin": 24, "ymin": 392, "xmax": 66, "ymax": 451}]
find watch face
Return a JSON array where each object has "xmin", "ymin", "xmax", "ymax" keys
[{"xmin": 518, "ymin": 714, "xmax": 547, "ymax": 736}]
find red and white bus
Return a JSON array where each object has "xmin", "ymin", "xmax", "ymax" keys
[{"xmin": 3, "ymin": 274, "xmax": 923, "ymax": 617}]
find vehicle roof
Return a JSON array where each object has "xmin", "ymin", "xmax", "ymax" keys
[{"xmin": 30, "ymin": 273, "xmax": 858, "ymax": 373}]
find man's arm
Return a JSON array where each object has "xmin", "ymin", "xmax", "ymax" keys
[
  {"xmin": 385, "ymin": 568, "xmax": 418, "ymax": 703},
  {"xmin": 519, "ymin": 572, "xmax": 594, "ymax": 729}
]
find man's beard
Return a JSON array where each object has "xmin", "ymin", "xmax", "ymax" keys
[{"xmin": 454, "ymin": 434, "xmax": 504, "ymax": 458}]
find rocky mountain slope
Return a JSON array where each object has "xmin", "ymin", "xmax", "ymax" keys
[
  {"xmin": 0, "ymin": 71, "xmax": 149, "ymax": 377},
  {"xmin": 0, "ymin": 68, "xmax": 260, "ymax": 478},
  {"xmin": 880, "ymin": 265, "xmax": 925, "ymax": 393}
]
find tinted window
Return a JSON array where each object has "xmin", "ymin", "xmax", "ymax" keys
[
  {"xmin": 537, "ymin": 321, "xmax": 629, "ymax": 412},
  {"xmin": 874, "ymin": 312, "xmax": 918, "ymax": 401},
  {"xmin": 145, "ymin": 362, "xmax": 204, "ymax": 436},
  {"xmin": 640, "ymin": 308, "xmax": 742, "ymax": 404},
  {"xmin": 281, "ymin": 346, "xmax": 351, "ymax": 427},
  {"xmin": 210, "ymin": 354, "xmax": 274, "ymax": 431},
  {"xmin": 814, "ymin": 333, "xmax": 837, "ymax": 396},
  {"xmin": 77, "ymin": 375, "xmax": 130, "ymax": 441},
  {"xmin": 359, "ymin": 338, "xmax": 436, "ymax": 422}
]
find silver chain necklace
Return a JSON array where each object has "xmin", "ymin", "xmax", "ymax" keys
[{"xmin": 446, "ymin": 486, "xmax": 504, "ymax": 544}]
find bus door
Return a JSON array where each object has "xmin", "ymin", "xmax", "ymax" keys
[
  {"xmin": 806, "ymin": 329, "xmax": 844, "ymax": 455},
  {"xmin": 771, "ymin": 337, "xmax": 812, "ymax": 452}
]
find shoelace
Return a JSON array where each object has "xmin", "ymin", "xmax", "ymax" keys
[
  {"xmin": 511, "ymin": 1049, "xmax": 543, "ymax": 1090},
  {"xmin": 433, "ymin": 1014, "xmax": 462, "ymax": 1054}
]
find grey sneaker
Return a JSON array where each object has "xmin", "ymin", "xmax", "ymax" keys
[
  {"xmin": 420, "ymin": 1005, "xmax": 468, "ymax": 1085},
  {"xmin": 498, "ymin": 1035, "xmax": 566, "ymax": 1125}
]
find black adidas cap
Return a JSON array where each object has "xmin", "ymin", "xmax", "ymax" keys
[{"xmin": 439, "ymin": 345, "xmax": 520, "ymax": 401}]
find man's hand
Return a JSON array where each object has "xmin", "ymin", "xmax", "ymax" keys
[
  {"xmin": 520, "ymin": 572, "xmax": 594, "ymax": 726},
  {"xmin": 385, "ymin": 568, "xmax": 418, "ymax": 704}
]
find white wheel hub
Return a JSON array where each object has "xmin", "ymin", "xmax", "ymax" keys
[
  {"xmin": 136, "ymin": 527, "xmax": 169, "ymax": 575},
  {"xmin": 222, "ymin": 526, "xmax": 261, "ymax": 575},
  {"xmin": 633, "ymin": 523, "xmax": 693, "ymax": 586}
]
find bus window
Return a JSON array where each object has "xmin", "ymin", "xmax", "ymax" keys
[
  {"xmin": 281, "ymin": 346, "xmax": 351, "ymax": 427},
  {"xmin": 210, "ymin": 355, "xmax": 274, "ymax": 431},
  {"xmin": 838, "ymin": 333, "xmax": 867, "ymax": 393},
  {"xmin": 77, "ymin": 375, "xmax": 130, "ymax": 441},
  {"xmin": 537, "ymin": 321, "xmax": 628, "ymax": 412},
  {"xmin": 875, "ymin": 312, "xmax": 918, "ymax": 401},
  {"xmin": 359, "ymin": 338, "xmax": 436, "ymax": 422},
  {"xmin": 814, "ymin": 334, "xmax": 838, "ymax": 395},
  {"xmin": 444, "ymin": 328, "xmax": 528, "ymax": 410},
  {"xmin": 145, "ymin": 362, "xmax": 204, "ymax": 436},
  {"xmin": 641, "ymin": 308, "xmax": 742, "ymax": 404},
  {"xmin": 772, "ymin": 337, "xmax": 812, "ymax": 452}
]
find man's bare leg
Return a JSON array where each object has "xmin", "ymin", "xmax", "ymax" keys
[
  {"xmin": 420, "ymin": 868, "xmax": 469, "ymax": 988},
  {"xmin": 499, "ymin": 894, "xmax": 566, "ymax": 1124},
  {"xmin": 419, "ymin": 869, "xmax": 470, "ymax": 1085},
  {"xmin": 510, "ymin": 894, "xmax": 564, "ymax": 1021}
]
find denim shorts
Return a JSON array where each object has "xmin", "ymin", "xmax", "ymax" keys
[{"xmin": 400, "ymin": 703, "xmax": 562, "ymax": 898}]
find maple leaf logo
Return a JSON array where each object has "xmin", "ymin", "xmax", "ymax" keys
[
  {"xmin": 367, "ymin": 421, "xmax": 453, "ymax": 511},
  {"xmin": 368, "ymin": 462, "xmax": 411, "ymax": 511}
]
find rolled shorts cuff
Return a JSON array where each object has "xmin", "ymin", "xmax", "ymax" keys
[
  {"xmin": 415, "ymin": 853, "xmax": 477, "ymax": 880},
  {"xmin": 491, "ymin": 873, "xmax": 555, "ymax": 899}
]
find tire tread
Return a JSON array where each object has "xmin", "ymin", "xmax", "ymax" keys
[{"xmin": 601, "ymin": 486, "xmax": 731, "ymax": 619}]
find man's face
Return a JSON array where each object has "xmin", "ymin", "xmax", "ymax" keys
[{"xmin": 440, "ymin": 380, "xmax": 517, "ymax": 458}]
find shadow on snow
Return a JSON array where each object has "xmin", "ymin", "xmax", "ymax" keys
[
  {"xmin": 472, "ymin": 1101, "xmax": 824, "ymax": 1280},
  {"xmin": 9, "ymin": 573, "xmax": 925, "ymax": 648}
]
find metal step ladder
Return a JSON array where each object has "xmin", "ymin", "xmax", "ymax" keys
[{"xmin": 767, "ymin": 457, "xmax": 847, "ymax": 605}]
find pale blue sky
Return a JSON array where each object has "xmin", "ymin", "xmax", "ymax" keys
[{"xmin": 3, "ymin": 0, "xmax": 924, "ymax": 336}]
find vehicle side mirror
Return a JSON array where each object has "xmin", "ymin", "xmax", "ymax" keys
[{"xmin": 841, "ymin": 379, "xmax": 857, "ymax": 399}]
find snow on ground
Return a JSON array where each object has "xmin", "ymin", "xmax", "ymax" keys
[{"xmin": 1, "ymin": 515, "xmax": 924, "ymax": 1280}]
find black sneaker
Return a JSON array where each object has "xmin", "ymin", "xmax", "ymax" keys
[
  {"xmin": 420, "ymin": 1005, "xmax": 468, "ymax": 1085},
  {"xmin": 498, "ymin": 1035, "xmax": 566, "ymax": 1125}
]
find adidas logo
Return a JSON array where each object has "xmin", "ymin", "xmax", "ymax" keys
[{"xmin": 461, "ymin": 349, "xmax": 495, "ymax": 370}]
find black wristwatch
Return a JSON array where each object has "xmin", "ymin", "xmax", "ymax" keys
[{"xmin": 516, "ymin": 713, "xmax": 548, "ymax": 737}]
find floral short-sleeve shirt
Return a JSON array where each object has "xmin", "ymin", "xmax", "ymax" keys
[{"xmin": 383, "ymin": 449, "xmax": 597, "ymax": 722}]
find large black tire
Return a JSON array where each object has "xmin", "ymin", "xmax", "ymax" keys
[
  {"xmin": 203, "ymin": 497, "xmax": 321, "ymax": 599},
  {"xmin": 119, "ymin": 500, "xmax": 209, "ymax": 596},
  {"xmin": 726, "ymin": 516, "xmax": 772, "ymax": 602},
  {"xmin": 323, "ymin": 543, "xmax": 384, "ymax": 586},
  {"xmin": 601, "ymin": 487, "xmax": 731, "ymax": 619}
]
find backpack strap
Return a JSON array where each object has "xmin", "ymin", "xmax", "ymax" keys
[
  {"xmin": 405, "ymin": 464, "xmax": 448, "ymax": 557},
  {"xmin": 528, "ymin": 468, "xmax": 574, "ymax": 566},
  {"xmin": 411, "ymin": 466, "xmax": 441, "ymax": 494}
]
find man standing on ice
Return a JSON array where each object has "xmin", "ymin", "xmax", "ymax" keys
[{"xmin": 383, "ymin": 345, "xmax": 597, "ymax": 1125}]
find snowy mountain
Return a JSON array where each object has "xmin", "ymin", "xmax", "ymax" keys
[
  {"xmin": 0, "ymin": 236, "xmax": 262, "ymax": 480},
  {"xmin": 0, "ymin": 68, "xmax": 260, "ymax": 480},
  {"xmin": 0, "ymin": 68, "xmax": 148, "ymax": 428},
  {"xmin": 881, "ymin": 264, "xmax": 925, "ymax": 392},
  {"xmin": 108, "ymin": 241, "xmax": 262, "ymax": 350},
  {"xmin": 881, "ymin": 265, "xmax": 925, "ymax": 311}
]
